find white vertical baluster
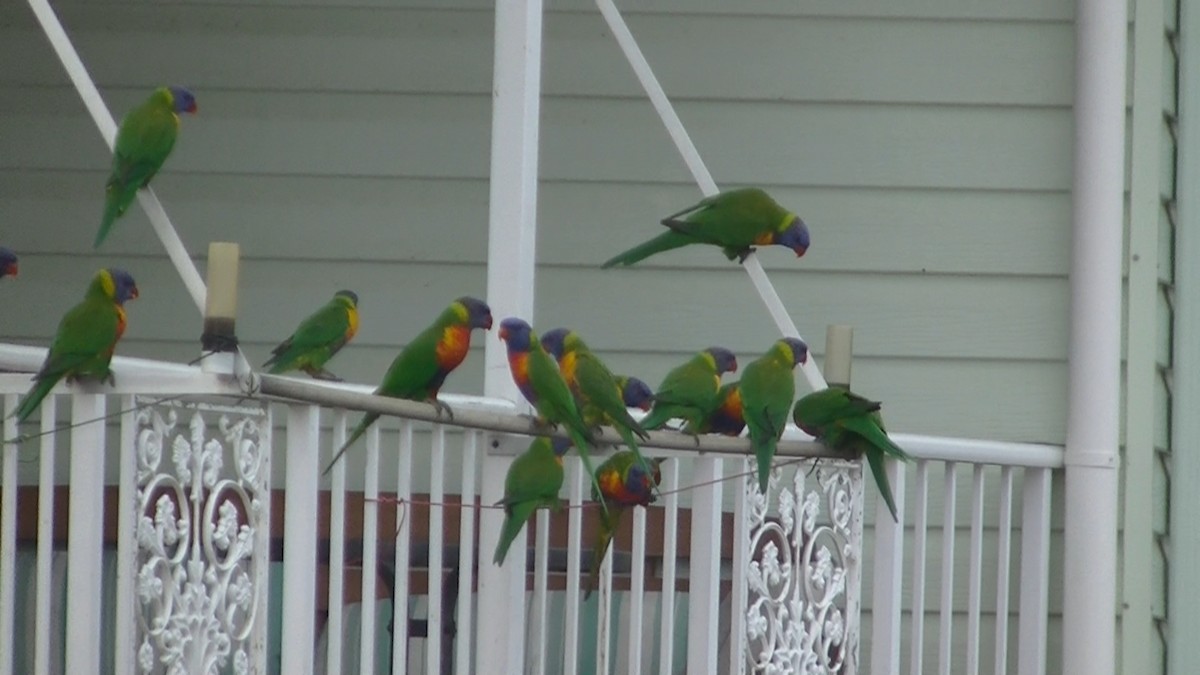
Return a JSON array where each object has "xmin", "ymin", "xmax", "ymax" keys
[
  {"xmin": 65, "ymin": 393, "xmax": 105, "ymax": 675},
  {"xmin": 455, "ymin": 431, "xmax": 478, "ymax": 675},
  {"xmin": 392, "ymin": 422, "xmax": 414, "ymax": 675},
  {"xmin": 0, "ymin": 395, "xmax": 18, "ymax": 675},
  {"xmin": 657, "ymin": 460, "xmax": 680, "ymax": 675},
  {"xmin": 597, "ymin": 528, "xmax": 613, "ymax": 675},
  {"xmin": 253, "ymin": 406, "xmax": 273, "ymax": 672},
  {"xmin": 966, "ymin": 465, "xmax": 986, "ymax": 675},
  {"xmin": 427, "ymin": 425, "xmax": 446, "ymax": 675},
  {"xmin": 687, "ymin": 457, "xmax": 723, "ymax": 675},
  {"xmin": 1018, "ymin": 468, "xmax": 1052, "ymax": 675},
  {"xmin": 562, "ymin": 457, "xmax": 584, "ymax": 675},
  {"xmin": 327, "ymin": 411, "xmax": 348, "ymax": 674},
  {"xmin": 871, "ymin": 459, "xmax": 906, "ymax": 675},
  {"xmin": 993, "ymin": 467, "xmax": 1015, "ymax": 675},
  {"xmin": 281, "ymin": 404, "xmax": 320, "ymax": 675},
  {"xmin": 114, "ymin": 396, "xmax": 137, "ymax": 673},
  {"xmin": 909, "ymin": 461, "xmax": 931, "ymax": 675},
  {"xmin": 938, "ymin": 462, "xmax": 958, "ymax": 675},
  {"xmin": 532, "ymin": 508, "xmax": 551, "ymax": 675},
  {"xmin": 359, "ymin": 426, "xmax": 381, "ymax": 675},
  {"xmin": 628, "ymin": 500, "xmax": 648, "ymax": 675},
  {"xmin": 34, "ymin": 396, "xmax": 56, "ymax": 675},
  {"xmin": 728, "ymin": 457, "xmax": 749, "ymax": 675}
]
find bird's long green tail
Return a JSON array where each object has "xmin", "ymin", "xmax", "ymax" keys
[
  {"xmin": 585, "ymin": 507, "xmax": 621, "ymax": 599},
  {"xmin": 864, "ymin": 448, "xmax": 899, "ymax": 522},
  {"xmin": 95, "ymin": 186, "xmax": 134, "ymax": 249},
  {"xmin": 600, "ymin": 231, "xmax": 692, "ymax": 268},
  {"xmin": 12, "ymin": 377, "xmax": 56, "ymax": 423},
  {"xmin": 494, "ymin": 500, "xmax": 538, "ymax": 565},
  {"xmin": 322, "ymin": 412, "xmax": 379, "ymax": 476},
  {"xmin": 755, "ymin": 436, "xmax": 777, "ymax": 493}
]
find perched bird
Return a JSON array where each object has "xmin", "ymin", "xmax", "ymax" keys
[
  {"xmin": 540, "ymin": 328, "xmax": 654, "ymax": 479},
  {"xmin": 739, "ymin": 338, "xmax": 809, "ymax": 492},
  {"xmin": 493, "ymin": 436, "xmax": 571, "ymax": 566},
  {"xmin": 96, "ymin": 86, "xmax": 197, "ymax": 248},
  {"xmin": 263, "ymin": 290, "xmax": 360, "ymax": 380},
  {"xmin": 639, "ymin": 347, "xmax": 738, "ymax": 433},
  {"xmin": 498, "ymin": 318, "xmax": 604, "ymax": 501},
  {"xmin": 0, "ymin": 247, "xmax": 17, "ymax": 279},
  {"xmin": 587, "ymin": 451, "xmax": 662, "ymax": 598},
  {"xmin": 685, "ymin": 381, "xmax": 746, "ymax": 437},
  {"xmin": 616, "ymin": 375, "xmax": 654, "ymax": 412},
  {"xmin": 323, "ymin": 296, "xmax": 492, "ymax": 474},
  {"xmin": 601, "ymin": 188, "xmax": 810, "ymax": 268},
  {"xmin": 12, "ymin": 268, "xmax": 139, "ymax": 422},
  {"xmin": 793, "ymin": 387, "xmax": 911, "ymax": 522}
]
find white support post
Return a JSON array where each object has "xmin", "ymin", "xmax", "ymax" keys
[
  {"xmin": 477, "ymin": 0, "xmax": 544, "ymax": 672},
  {"xmin": 65, "ymin": 394, "xmax": 105, "ymax": 675},
  {"xmin": 0, "ymin": 396, "xmax": 17, "ymax": 675},
  {"xmin": 1018, "ymin": 468, "xmax": 1052, "ymax": 675},
  {"xmin": 1063, "ymin": 1, "xmax": 1125, "ymax": 675},
  {"xmin": 687, "ymin": 458, "xmax": 723, "ymax": 675},
  {"xmin": 280, "ymin": 405, "xmax": 320, "ymax": 675}
]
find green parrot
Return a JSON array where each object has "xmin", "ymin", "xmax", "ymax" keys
[
  {"xmin": 684, "ymin": 381, "xmax": 746, "ymax": 437},
  {"xmin": 739, "ymin": 338, "xmax": 809, "ymax": 493},
  {"xmin": 498, "ymin": 318, "xmax": 607, "ymax": 504},
  {"xmin": 12, "ymin": 268, "xmax": 140, "ymax": 422},
  {"xmin": 0, "ymin": 247, "xmax": 17, "ymax": 279},
  {"xmin": 539, "ymin": 328, "xmax": 655, "ymax": 481},
  {"xmin": 639, "ymin": 347, "xmax": 739, "ymax": 433},
  {"xmin": 793, "ymin": 387, "xmax": 911, "ymax": 522},
  {"xmin": 587, "ymin": 450, "xmax": 662, "ymax": 598},
  {"xmin": 601, "ymin": 187, "xmax": 810, "ymax": 268},
  {"xmin": 615, "ymin": 375, "xmax": 654, "ymax": 412},
  {"xmin": 493, "ymin": 436, "xmax": 571, "ymax": 566},
  {"xmin": 323, "ymin": 296, "xmax": 493, "ymax": 475},
  {"xmin": 263, "ymin": 290, "xmax": 360, "ymax": 380},
  {"xmin": 96, "ymin": 86, "xmax": 197, "ymax": 248}
]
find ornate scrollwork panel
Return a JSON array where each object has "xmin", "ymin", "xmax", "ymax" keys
[{"xmin": 132, "ymin": 396, "xmax": 271, "ymax": 675}]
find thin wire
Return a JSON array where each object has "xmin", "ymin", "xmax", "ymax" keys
[{"xmin": 3, "ymin": 394, "xmax": 188, "ymax": 446}]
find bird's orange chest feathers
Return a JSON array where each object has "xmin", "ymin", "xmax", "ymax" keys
[
  {"xmin": 599, "ymin": 469, "xmax": 624, "ymax": 497},
  {"xmin": 114, "ymin": 305, "xmax": 128, "ymax": 340},
  {"xmin": 436, "ymin": 324, "xmax": 471, "ymax": 369}
]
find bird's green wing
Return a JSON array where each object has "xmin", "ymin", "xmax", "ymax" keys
[{"xmin": 266, "ymin": 299, "xmax": 353, "ymax": 372}]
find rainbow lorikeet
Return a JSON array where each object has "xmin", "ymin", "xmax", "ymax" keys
[
  {"xmin": 793, "ymin": 387, "xmax": 911, "ymax": 523},
  {"xmin": 685, "ymin": 381, "xmax": 746, "ymax": 437},
  {"xmin": 323, "ymin": 296, "xmax": 492, "ymax": 475},
  {"xmin": 493, "ymin": 436, "xmax": 572, "ymax": 566},
  {"xmin": 587, "ymin": 450, "xmax": 662, "ymax": 598},
  {"xmin": 96, "ymin": 86, "xmax": 197, "ymax": 248},
  {"xmin": 740, "ymin": 338, "xmax": 809, "ymax": 493},
  {"xmin": 263, "ymin": 290, "xmax": 360, "ymax": 381},
  {"xmin": 639, "ymin": 347, "xmax": 738, "ymax": 433},
  {"xmin": 0, "ymin": 247, "xmax": 17, "ymax": 279},
  {"xmin": 539, "ymin": 328, "xmax": 655, "ymax": 479},
  {"xmin": 11, "ymin": 268, "xmax": 139, "ymax": 422},
  {"xmin": 615, "ymin": 375, "xmax": 653, "ymax": 412},
  {"xmin": 601, "ymin": 187, "xmax": 810, "ymax": 268},
  {"xmin": 498, "ymin": 318, "xmax": 605, "ymax": 503}
]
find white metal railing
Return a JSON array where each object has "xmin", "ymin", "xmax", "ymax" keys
[{"xmin": 0, "ymin": 345, "xmax": 1064, "ymax": 675}]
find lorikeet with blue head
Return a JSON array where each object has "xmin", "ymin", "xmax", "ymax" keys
[
  {"xmin": 11, "ymin": 268, "xmax": 139, "ymax": 423},
  {"xmin": 685, "ymin": 381, "xmax": 746, "ymax": 437},
  {"xmin": 493, "ymin": 436, "xmax": 572, "ymax": 566},
  {"xmin": 616, "ymin": 375, "xmax": 653, "ymax": 412},
  {"xmin": 0, "ymin": 247, "xmax": 17, "ymax": 279},
  {"xmin": 740, "ymin": 338, "xmax": 809, "ymax": 493},
  {"xmin": 539, "ymin": 328, "xmax": 655, "ymax": 482},
  {"xmin": 601, "ymin": 187, "xmax": 810, "ymax": 268},
  {"xmin": 264, "ymin": 290, "xmax": 360, "ymax": 381},
  {"xmin": 498, "ymin": 318, "xmax": 605, "ymax": 503},
  {"xmin": 639, "ymin": 347, "xmax": 738, "ymax": 434},
  {"xmin": 793, "ymin": 387, "xmax": 911, "ymax": 522},
  {"xmin": 323, "ymin": 296, "xmax": 492, "ymax": 475},
  {"xmin": 587, "ymin": 450, "xmax": 662, "ymax": 598},
  {"xmin": 96, "ymin": 85, "xmax": 197, "ymax": 248}
]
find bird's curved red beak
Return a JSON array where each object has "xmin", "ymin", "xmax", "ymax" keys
[
  {"xmin": 794, "ymin": 245, "xmax": 808, "ymax": 258},
  {"xmin": 4, "ymin": 263, "xmax": 16, "ymax": 277},
  {"xmin": 498, "ymin": 325, "xmax": 509, "ymax": 341},
  {"xmin": 130, "ymin": 286, "xmax": 139, "ymax": 299}
]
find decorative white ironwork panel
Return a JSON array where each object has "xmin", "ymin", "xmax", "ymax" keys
[
  {"xmin": 744, "ymin": 459, "xmax": 863, "ymax": 675},
  {"xmin": 132, "ymin": 396, "xmax": 271, "ymax": 675}
]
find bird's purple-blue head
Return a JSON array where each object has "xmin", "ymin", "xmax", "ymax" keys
[
  {"xmin": 0, "ymin": 247, "xmax": 17, "ymax": 279},
  {"xmin": 498, "ymin": 317, "xmax": 534, "ymax": 352},
  {"xmin": 550, "ymin": 436, "xmax": 574, "ymax": 456},
  {"xmin": 774, "ymin": 216, "xmax": 810, "ymax": 258},
  {"xmin": 539, "ymin": 327, "xmax": 570, "ymax": 362},
  {"xmin": 106, "ymin": 268, "xmax": 139, "ymax": 304},
  {"xmin": 455, "ymin": 296, "xmax": 493, "ymax": 330},
  {"xmin": 168, "ymin": 86, "xmax": 197, "ymax": 114},
  {"xmin": 781, "ymin": 337, "xmax": 809, "ymax": 367},
  {"xmin": 619, "ymin": 376, "xmax": 654, "ymax": 412},
  {"xmin": 627, "ymin": 459, "xmax": 663, "ymax": 503},
  {"xmin": 705, "ymin": 347, "xmax": 739, "ymax": 375}
]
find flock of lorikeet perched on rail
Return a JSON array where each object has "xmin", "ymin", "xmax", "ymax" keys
[{"xmin": 2, "ymin": 85, "xmax": 911, "ymax": 591}]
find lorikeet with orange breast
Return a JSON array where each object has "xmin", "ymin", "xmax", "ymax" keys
[
  {"xmin": 639, "ymin": 347, "xmax": 738, "ymax": 433},
  {"xmin": 601, "ymin": 187, "xmax": 810, "ymax": 267},
  {"xmin": 96, "ymin": 86, "xmax": 197, "ymax": 248},
  {"xmin": 0, "ymin": 248, "xmax": 17, "ymax": 279},
  {"xmin": 323, "ymin": 296, "xmax": 492, "ymax": 475},
  {"xmin": 685, "ymin": 381, "xmax": 746, "ymax": 437},
  {"xmin": 586, "ymin": 450, "xmax": 662, "ymax": 598},
  {"xmin": 11, "ymin": 268, "xmax": 139, "ymax": 422},
  {"xmin": 264, "ymin": 290, "xmax": 359, "ymax": 381}
]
